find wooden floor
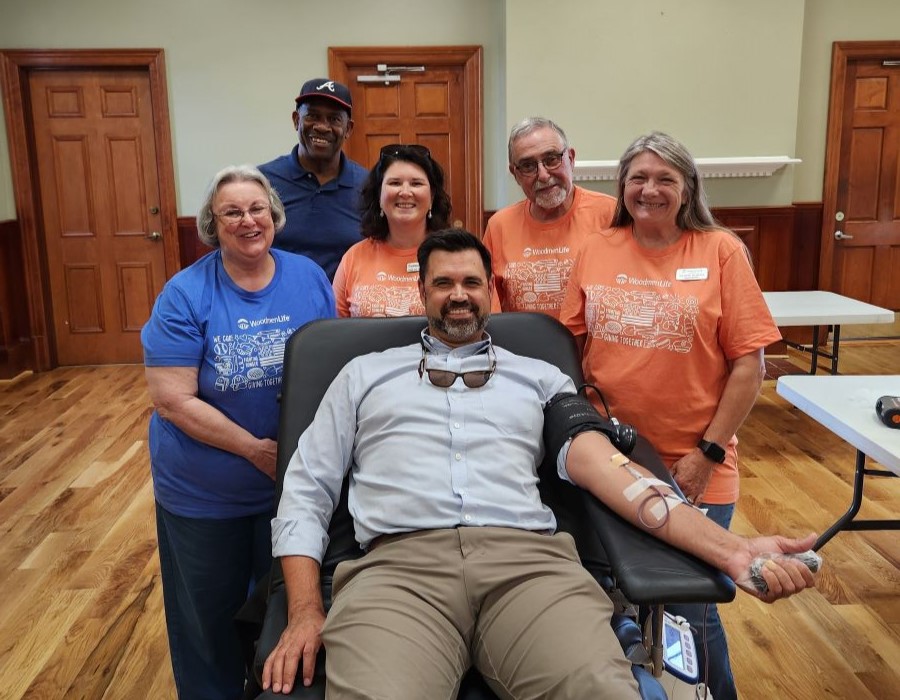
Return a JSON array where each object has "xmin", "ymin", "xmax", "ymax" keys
[{"xmin": 0, "ymin": 341, "xmax": 898, "ymax": 699}]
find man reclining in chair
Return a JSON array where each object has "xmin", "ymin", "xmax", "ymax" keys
[{"xmin": 264, "ymin": 229, "xmax": 817, "ymax": 699}]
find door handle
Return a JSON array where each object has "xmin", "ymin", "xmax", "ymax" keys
[
  {"xmin": 146, "ymin": 231, "xmax": 162, "ymax": 241},
  {"xmin": 834, "ymin": 230, "xmax": 854, "ymax": 240}
]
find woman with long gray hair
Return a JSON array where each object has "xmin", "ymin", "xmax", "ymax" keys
[{"xmin": 561, "ymin": 132, "xmax": 780, "ymax": 700}]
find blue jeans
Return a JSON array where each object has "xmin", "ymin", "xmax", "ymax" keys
[
  {"xmin": 155, "ymin": 503, "xmax": 272, "ymax": 700},
  {"xmin": 666, "ymin": 502, "xmax": 737, "ymax": 700}
]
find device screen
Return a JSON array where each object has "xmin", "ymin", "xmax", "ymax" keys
[{"xmin": 664, "ymin": 623, "xmax": 684, "ymax": 670}]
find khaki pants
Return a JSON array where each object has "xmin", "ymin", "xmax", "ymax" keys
[{"xmin": 321, "ymin": 527, "xmax": 639, "ymax": 700}]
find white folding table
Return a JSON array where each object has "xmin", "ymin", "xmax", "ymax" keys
[
  {"xmin": 776, "ymin": 374, "xmax": 900, "ymax": 549},
  {"xmin": 763, "ymin": 291, "xmax": 895, "ymax": 374}
]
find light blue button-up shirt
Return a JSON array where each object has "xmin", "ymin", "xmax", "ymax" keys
[{"xmin": 272, "ymin": 331, "xmax": 576, "ymax": 562}]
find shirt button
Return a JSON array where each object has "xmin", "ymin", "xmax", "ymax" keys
[
  {"xmin": 455, "ymin": 453, "xmax": 462, "ymax": 461},
  {"xmin": 454, "ymin": 422, "xmax": 461, "ymax": 429},
  {"xmin": 464, "ymin": 514, "xmax": 472, "ymax": 522}
]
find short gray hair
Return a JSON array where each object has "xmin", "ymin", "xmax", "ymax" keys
[
  {"xmin": 196, "ymin": 165, "xmax": 286, "ymax": 248},
  {"xmin": 507, "ymin": 117, "xmax": 569, "ymax": 164},
  {"xmin": 612, "ymin": 132, "xmax": 720, "ymax": 232}
]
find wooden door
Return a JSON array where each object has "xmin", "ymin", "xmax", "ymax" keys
[
  {"xmin": 821, "ymin": 42, "xmax": 900, "ymax": 309},
  {"xmin": 29, "ymin": 69, "xmax": 168, "ymax": 365},
  {"xmin": 329, "ymin": 46, "xmax": 483, "ymax": 234}
]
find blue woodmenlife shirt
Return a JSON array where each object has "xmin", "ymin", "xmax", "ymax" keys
[
  {"xmin": 142, "ymin": 249, "xmax": 336, "ymax": 519},
  {"xmin": 272, "ymin": 331, "xmax": 576, "ymax": 563},
  {"xmin": 259, "ymin": 147, "xmax": 368, "ymax": 281}
]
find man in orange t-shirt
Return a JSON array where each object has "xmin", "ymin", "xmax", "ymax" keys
[{"xmin": 483, "ymin": 118, "xmax": 615, "ymax": 319}]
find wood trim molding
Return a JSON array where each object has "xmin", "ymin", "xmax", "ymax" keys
[{"xmin": 0, "ymin": 49, "xmax": 179, "ymax": 370}]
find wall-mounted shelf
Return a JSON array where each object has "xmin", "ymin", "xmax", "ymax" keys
[{"xmin": 573, "ymin": 156, "xmax": 802, "ymax": 182}]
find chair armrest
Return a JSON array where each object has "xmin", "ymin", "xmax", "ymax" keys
[{"xmin": 583, "ymin": 436, "xmax": 736, "ymax": 605}]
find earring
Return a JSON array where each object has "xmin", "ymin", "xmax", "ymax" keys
[
  {"xmin": 427, "ymin": 209, "xmax": 432, "ymax": 220},
  {"xmin": 379, "ymin": 209, "xmax": 385, "ymax": 218}
]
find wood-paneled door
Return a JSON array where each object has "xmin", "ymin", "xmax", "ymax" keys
[
  {"xmin": 821, "ymin": 42, "xmax": 900, "ymax": 310},
  {"xmin": 29, "ymin": 69, "xmax": 168, "ymax": 365},
  {"xmin": 329, "ymin": 46, "xmax": 483, "ymax": 234},
  {"xmin": 0, "ymin": 49, "xmax": 178, "ymax": 370}
]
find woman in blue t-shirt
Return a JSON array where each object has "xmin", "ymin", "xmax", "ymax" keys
[{"xmin": 141, "ymin": 165, "xmax": 335, "ymax": 699}]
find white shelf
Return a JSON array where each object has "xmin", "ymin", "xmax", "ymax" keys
[{"xmin": 573, "ymin": 156, "xmax": 802, "ymax": 182}]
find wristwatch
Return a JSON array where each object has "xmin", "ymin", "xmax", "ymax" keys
[{"xmin": 697, "ymin": 438, "xmax": 726, "ymax": 464}]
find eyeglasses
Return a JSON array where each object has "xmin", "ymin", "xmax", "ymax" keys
[
  {"xmin": 512, "ymin": 150, "xmax": 567, "ymax": 177},
  {"xmin": 380, "ymin": 144, "xmax": 432, "ymax": 160},
  {"xmin": 418, "ymin": 344, "xmax": 496, "ymax": 389},
  {"xmin": 213, "ymin": 204, "xmax": 271, "ymax": 226}
]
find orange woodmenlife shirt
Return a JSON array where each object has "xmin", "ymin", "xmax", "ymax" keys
[
  {"xmin": 332, "ymin": 238, "xmax": 424, "ymax": 317},
  {"xmin": 560, "ymin": 226, "xmax": 781, "ymax": 505},
  {"xmin": 483, "ymin": 187, "xmax": 616, "ymax": 319}
]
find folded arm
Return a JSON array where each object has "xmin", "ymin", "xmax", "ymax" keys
[{"xmin": 144, "ymin": 365, "xmax": 276, "ymax": 478}]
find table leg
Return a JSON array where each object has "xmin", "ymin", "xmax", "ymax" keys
[
  {"xmin": 830, "ymin": 325, "xmax": 841, "ymax": 375},
  {"xmin": 814, "ymin": 449, "xmax": 900, "ymax": 550},
  {"xmin": 808, "ymin": 326, "xmax": 820, "ymax": 375}
]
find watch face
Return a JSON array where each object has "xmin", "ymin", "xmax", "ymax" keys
[{"xmin": 699, "ymin": 440, "xmax": 726, "ymax": 463}]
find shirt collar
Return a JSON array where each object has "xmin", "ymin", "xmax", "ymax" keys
[
  {"xmin": 421, "ymin": 328, "xmax": 492, "ymax": 357},
  {"xmin": 292, "ymin": 147, "xmax": 355, "ymax": 187}
]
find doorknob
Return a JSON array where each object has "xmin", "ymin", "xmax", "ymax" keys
[
  {"xmin": 834, "ymin": 230, "xmax": 854, "ymax": 240},
  {"xmin": 146, "ymin": 231, "xmax": 162, "ymax": 241}
]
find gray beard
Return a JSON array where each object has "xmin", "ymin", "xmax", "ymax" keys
[
  {"xmin": 533, "ymin": 182, "xmax": 568, "ymax": 210},
  {"xmin": 430, "ymin": 312, "xmax": 488, "ymax": 343}
]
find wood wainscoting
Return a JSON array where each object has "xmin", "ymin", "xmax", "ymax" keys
[
  {"xmin": 0, "ymin": 219, "xmax": 32, "ymax": 378},
  {"xmin": 177, "ymin": 216, "xmax": 211, "ymax": 269},
  {"xmin": 0, "ymin": 203, "xmax": 826, "ymax": 374}
]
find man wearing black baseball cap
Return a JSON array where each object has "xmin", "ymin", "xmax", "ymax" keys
[{"xmin": 260, "ymin": 78, "xmax": 367, "ymax": 280}]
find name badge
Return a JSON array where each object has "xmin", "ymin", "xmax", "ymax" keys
[
  {"xmin": 676, "ymin": 267, "xmax": 708, "ymax": 281},
  {"xmin": 406, "ymin": 262, "xmax": 420, "ymax": 273}
]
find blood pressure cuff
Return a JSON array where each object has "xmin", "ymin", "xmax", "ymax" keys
[{"xmin": 543, "ymin": 392, "xmax": 635, "ymax": 459}]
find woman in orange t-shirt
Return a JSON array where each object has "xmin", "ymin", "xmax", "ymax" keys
[
  {"xmin": 560, "ymin": 132, "xmax": 780, "ymax": 700},
  {"xmin": 332, "ymin": 145, "xmax": 451, "ymax": 317}
]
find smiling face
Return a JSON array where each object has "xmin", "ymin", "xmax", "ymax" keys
[
  {"xmin": 509, "ymin": 125, "xmax": 576, "ymax": 220},
  {"xmin": 419, "ymin": 249, "xmax": 493, "ymax": 347},
  {"xmin": 213, "ymin": 180, "xmax": 275, "ymax": 267},
  {"xmin": 622, "ymin": 151, "xmax": 687, "ymax": 232},
  {"xmin": 292, "ymin": 96, "xmax": 353, "ymax": 167},
  {"xmin": 380, "ymin": 160, "xmax": 433, "ymax": 236}
]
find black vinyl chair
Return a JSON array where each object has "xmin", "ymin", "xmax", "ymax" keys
[{"xmin": 252, "ymin": 313, "xmax": 735, "ymax": 699}]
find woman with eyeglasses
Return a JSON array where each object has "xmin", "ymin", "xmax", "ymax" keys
[
  {"xmin": 560, "ymin": 132, "xmax": 780, "ymax": 700},
  {"xmin": 141, "ymin": 164, "xmax": 335, "ymax": 699},
  {"xmin": 332, "ymin": 144, "xmax": 452, "ymax": 317}
]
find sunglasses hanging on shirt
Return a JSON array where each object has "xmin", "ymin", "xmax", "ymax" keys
[{"xmin": 418, "ymin": 344, "xmax": 496, "ymax": 389}]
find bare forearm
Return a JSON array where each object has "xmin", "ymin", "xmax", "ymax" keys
[
  {"xmin": 159, "ymin": 394, "xmax": 264, "ymax": 460},
  {"xmin": 702, "ymin": 350, "xmax": 765, "ymax": 445},
  {"xmin": 283, "ymin": 556, "xmax": 325, "ymax": 620},
  {"xmin": 145, "ymin": 366, "xmax": 271, "ymax": 466},
  {"xmin": 566, "ymin": 432, "xmax": 747, "ymax": 573}
]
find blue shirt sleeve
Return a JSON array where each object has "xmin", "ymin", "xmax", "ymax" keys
[{"xmin": 142, "ymin": 281, "xmax": 205, "ymax": 367}]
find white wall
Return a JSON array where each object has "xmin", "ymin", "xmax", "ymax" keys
[
  {"xmin": 503, "ymin": 0, "xmax": 805, "ymax": 208},
  {"xmin": 2, "ymin": 0, "xmax": 900, "ymax": 221},
  {"xmin": 0, "ymin": 0, "xmax": 505, "ymax": 218}
]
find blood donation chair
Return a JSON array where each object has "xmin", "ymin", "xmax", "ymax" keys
[{"xmin": 251, "ymin": 313, "xmax": 735, "ymax": 699}]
